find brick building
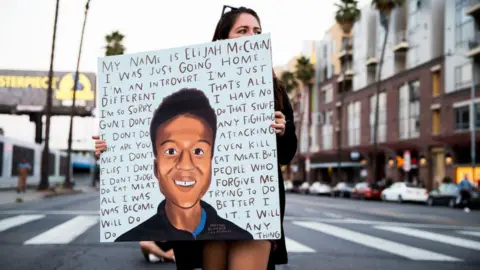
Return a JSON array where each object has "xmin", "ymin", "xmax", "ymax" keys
[{"xmin": 292, "ymin": 0, "xmax": 480, "ymax": 190}]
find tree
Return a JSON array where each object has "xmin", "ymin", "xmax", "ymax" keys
[
  {"xmin": 105, "ymin": 31, "xmax": 126, "ymax": 56},
  {"xmin": 335, "ymin": 0, "xmax": 361, "ymax": 35},
  {"xmin": 39, "ymin": 0, "xmax": 60, "ymax": 191},
  {"xmin": 65, "ymin": 0, "xmax": 91, "ymax": 189},
  {"xmin": 280, "ymin": 71, "xmax": 298, "ymax": 94},
  {"xmin": 335, "ymin": 0, "xmax": 361, "ymax": 183},
  {"xmin": 294, "ymin": 56, "xmax": 315, "ymax": 182},
  {"xmin": 371, "ymin": 0, "xmax": 405, "ymax": 183}
]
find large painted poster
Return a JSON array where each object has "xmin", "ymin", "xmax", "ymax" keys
[{"xmin": 97, "ymin": 33, "xmax": 281, "ymax": 242}]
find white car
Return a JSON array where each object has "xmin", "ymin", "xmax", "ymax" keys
[
  {"xmin": 309, "ymin": 182, "xmax": 332, "ymax": 195},
  {"xmin": 299, "ymin": 182, "xmax": 311, "ymax": 194},
  {"xmin": 284, "ymin": 180, "xmax": 293, "ymax": 192},
  {"xmin": 381, "ymin": 182, "xmax": 428, "ymax": 203}
]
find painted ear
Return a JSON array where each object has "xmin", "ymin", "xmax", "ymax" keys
[{"xmin": 153, "ymin": 159, "xmax": 159, "ymax": 180}]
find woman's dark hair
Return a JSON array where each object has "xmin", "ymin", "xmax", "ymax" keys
[{"xmin": 212, "ymin": 6, "xmax": 285, "ymax": 111}]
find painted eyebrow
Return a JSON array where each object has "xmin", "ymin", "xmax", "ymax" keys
[{"xmin": 160, "ymin": 139, "xmax": 211, "ymax": 146}]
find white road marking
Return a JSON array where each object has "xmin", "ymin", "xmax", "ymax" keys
[
  {"xmin": 294, "ymin": 221, "xmax": 461, "ymax": 261},
  {"xmin": 376, "ymin": 226, "xmax": 480, "ymax": 251},
  {"xmin": 323, "ymin": 212, "xmax": 343, "ymax": 219},
  {"xmin": 284, "ymin": 216, "xmax": 480, "ymax": 230},
  {"xmin": 0, "ymin": 210, "xmax": 100, "ymax": 215},
  {"xmin": 24, "ymin": 215, "xmax": 99, "ymax": 245},
  {"xmin": 285, "ymin": 237, "xmax": 315, "ymax": 253},
  {"xmin": 304, "ymin": 208, "xmax": 317, "ymax": 213},
  {"xmin": 457, "ymin": 230, "xmax": 480, "ymax": 237},
  {"xmin": 0, "ymin": 215, "xmax": 45, "ymax": 232}
]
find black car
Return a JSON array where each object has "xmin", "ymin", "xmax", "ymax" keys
[
  {"xmin": 427, "ymin": 183, "xmax": 459, "ymax": 207},
  {"xmin": 428, "ymin": 183, "xmax": 480, "ymax": 209}
]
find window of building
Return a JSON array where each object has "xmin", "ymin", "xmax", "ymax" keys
[
  {"xmin": 432, "ymin": 71, "xmax": 441, "ymax": 96},
  {"xmin": 370, "ymin": 92, "xmax": 387, "ymax": 143},
  {"xmin": 322, "ymin": 110, "xmax": 334, "ymax": 150},
  {"xmin": 348, "ymin": 101, "xmax": 361, "ymax": 146},
  {"xmin": 321, "ymin": 86, "xmax": 333, "ymax": 104},
  {"xmin": 398, "ymin": 80, "xmax": 421, "ymax": 140},
  {"xmin": 455, "ymin": 0, "xmax": 474, "ymax": 49},
  {"xmin": 454, "ymin": 62, "xmax": 472, "ymax": 90},
  {"xmin": 432, "ymin": 109, "xmax": 440, "ymax": 135},
  {"xmin": 454, "ymin": 103, "xmax": 480, "ymax": 130}
]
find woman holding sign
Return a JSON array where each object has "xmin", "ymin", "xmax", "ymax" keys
[{"xmin": 93, "ymin": 5, "xmax": 297, "ymax": 270}]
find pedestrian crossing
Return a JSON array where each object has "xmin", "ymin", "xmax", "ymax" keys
[{"xmin": 0, "ymin": 214, "xmax": 479, "ymax": 263}]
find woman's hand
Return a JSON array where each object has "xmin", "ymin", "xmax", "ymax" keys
[
  {"xmin": 271, "ymin": 111, "xmax": 286, "ymax": 137},
  {"xmin": 92, "ymin": 135, "xmax": 107, "ymax": 159}
]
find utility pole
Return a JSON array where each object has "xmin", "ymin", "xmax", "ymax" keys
[
  {"xmin": 65, "ymin": 0, "xmax": 91, "ymax": 188},
  {"xmin": 471, "ymin": 59, "xmax": 477, "ymax": 183},
  {"xmin": 39, "ymin": 0, "xmax": 60, "ymax": 190}
]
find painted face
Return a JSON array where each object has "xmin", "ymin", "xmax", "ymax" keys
[
  {"xmin": 228, "ymin": 13, "xmax": 262, "ymax": 39},
  {"xmin": 154, "ymin": 114, "xmax": 213, "ymax": 209}
]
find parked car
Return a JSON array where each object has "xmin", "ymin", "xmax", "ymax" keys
[
  {"xmin": 456, "ymin": 188, "xmax": 480, "ymax": 209},
  {"xmin": 299, "ymin": 182, "xmax": 311, "ymax": 194},
  {"xmin": 331, "ymin": 182, "xmax": 355, "ymax": 198},
  {"xmin": 351, "ymin": 182, "xmax": 383, "ymax": 200},
  {"xmin": 381, "ymin": 182, "xmax": 428, "ymax": 203},
  {"xmin": 285, "ymin": 180, "xmax": 293, "ymax": 193},
  {"xmin": 309, "ymin": 182, "xmax": 332, "ymax": 196},
  {"xmin": 427, "ymin": 183, "xmax": 459, "ymax": 207}
]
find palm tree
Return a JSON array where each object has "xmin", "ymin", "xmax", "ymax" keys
[
  {"xmin": 294, "ymin": 56, "xmax": 315, "ymax": 182},
  {"xmin": 280, "ymin": 71, "xmax": 298, "ymax": 94},
  {"xmin": 105, "ymin": 31, "xmax": 126, "ymax": 56},
  {"xmin": 65, "ymin": 0, "xmax": 91, "ymax": 189},
  {"xmin": 371, "ymin": 0, "xmax": 405, "ymax": 184},
  {"xmin": 335, "ymin": 0, "xmax": 361, "ymax": 183},
  {"xmin": 335, "ymin": 0, "xmax": 361, "ymax": 35}
]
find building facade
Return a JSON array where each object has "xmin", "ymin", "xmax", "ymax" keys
[{"xmin": 292, "ymin": 0, "xmax": 480, "ymax": 189}]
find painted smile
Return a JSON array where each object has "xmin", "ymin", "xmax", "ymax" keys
[{"xmin": 174, "ymin": 180, "xmax": 196, "ymax": 187}]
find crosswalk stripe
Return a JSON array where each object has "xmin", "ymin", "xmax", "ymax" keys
[
  {"xmin": 285, "ymin": 237, "xmax": 315, "ymax": 253},
  {"xmin": 24, "ymin": 215, "xmax": 99, "ymax": 245},
  {"xmin": 376, "ymin": 226, "xmax": 480, "ymax": 251},
  {"xmin": 0, "ymin": 215, "xmax": 45, "ymax": 232},
  {"xmin": 457, "ymin": 231, "xmax": 480, "ymax": 237},
  {"xmin": 294, "ymin": 221, "xmax": 461, "ymax": 261}
]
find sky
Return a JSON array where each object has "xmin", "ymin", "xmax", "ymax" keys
[{"xmin": 0, "ymin": 0, "xmax": 371, "ymax": 150}]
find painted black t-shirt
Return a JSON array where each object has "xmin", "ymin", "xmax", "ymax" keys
[{"xmin": 114, "ymin": 199, "xmax": 253, "ymax": 242}]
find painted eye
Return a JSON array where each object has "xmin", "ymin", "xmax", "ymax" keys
[
  {"xmin": 193, "ymin": 148, "xmax": 204, "ymax": 156},
  {"xmin": 164, "ymin": 148, "xmax": 177, "ymax": 155}
]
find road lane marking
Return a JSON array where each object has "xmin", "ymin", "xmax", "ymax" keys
[
  {"xmin": 293, "ymin": 221, "xmax": 462, "ymax": 261},
  {"xmin": 376, "ymin": 226, "xmax": 480, "ymax": 251},
  {"xmin": 323, "ymin": 212, "xmax": 342, "ymax": 219},
  {"xmin": 457, "ymin": 231, "xmax": 480, "ymax": 237},
  {"xmin": 0, "ymin": 210, "xmax": 100, "ymax": 215},
  {"xmin": 24, "ymin": 215, "xmax": 99, "ymax": 245},
  {"xmin": 288, "ymin": 198, "xmax": 464, "ymax": 224},
  {"xmin": 304, "ymin": 208, "xmax": 317, "ymax": 213},
  {"xmin": 0, "ymin": 215, "xmax": 45, "ymax": 232},
  {"xmin": 284, "ymin": 216, "xmax": 480, "ymax": 230},
  {"xmin": 285, "ymin": 237, "xmax": 315, "ymax": 253}
]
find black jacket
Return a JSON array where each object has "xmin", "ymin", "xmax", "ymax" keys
[{"xmin": 114, "ymin": 199, "xmax": 253, "ymax": 242}]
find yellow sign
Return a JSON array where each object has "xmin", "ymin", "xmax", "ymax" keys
[
  {"xmin": 56, "ymin": 73, "xmax": 94, "ymax": 101},
  {"xmin": 0, "ymin": 72, "xmax": 94, "ymax": 101},
  {"xmin": 456, "ymin": 167, "xmax": 480, "ymax": 184}
]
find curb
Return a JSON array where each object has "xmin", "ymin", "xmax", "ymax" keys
[{"xmin": 42, "ymin": 189, "xmax": 84, "ymax": 198}]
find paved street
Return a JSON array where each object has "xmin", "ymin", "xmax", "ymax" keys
[{"xmin": 0, "ymin": 192, "xmax": 479, "ymax": 270}]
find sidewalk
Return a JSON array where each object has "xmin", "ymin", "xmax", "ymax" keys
[{"xmin": 0, "ymin": 184, "xmax": 99, "ymax": 205}]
